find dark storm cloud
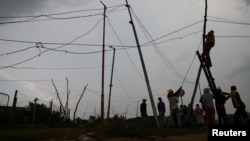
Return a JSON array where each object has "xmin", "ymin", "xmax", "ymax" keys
[
  {"xmin": 0, "ymin": 0, "xmax": 91, "ymax": 16},
  {"xmin": 242, "ymin": 0, "xmax": 250, "ymax": 5},
  {"xmin": 237, "ymin": 0, "xmax": 250, "ymax": 6},
  {"xmin": 0, "ymin": 0, "xmax": 49, "ymax": 16}
]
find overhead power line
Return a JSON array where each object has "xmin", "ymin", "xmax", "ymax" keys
[
  {"xmin": 0, "ymin": 9, "xmax": 103, "ymax": 19},
  {"xmin": 0, "ymin": 46, "xmax": 37, "ymax": 56},
  {"xmin": 0, "ymin": 79, "xmax": 64, "ymax": 82},
  {"xmin": 0, "ymin": 38, "xmax": 103, "ymax": 47},
  {"xmin": 107, "ymin": 17, "xmax": 144, "ymax": 80},
  {"xmin": 216, "ymin": 35, "xmax": 250, "ymax": 38},
  {"xmin": 0, "ymin": 18, "xmax": 104, "ymax": 69},
  {"xmin": 207, "ymin": 16, "xmax": 250, "ymax": 26},
  {"xmin": 41, "ymin": 46, "xmax": 103, "ymax": 55},
  {"xmin": 142, "ymin": 20, "xmax": 204, "ymax": 46},
  {"xmin": 0, "ymin": 4, "xmax": 125, "ymax": 25},
  {"xmin": 0, "ymin": 65, "xmax": 109, "ymax": 70},
  {"xmin": 0, "ymin": 4, "xmax": 125, "ymax": 19},
  {"xmin": 131, "ymin": 8, "xmax": 194, "ymax": 84}
]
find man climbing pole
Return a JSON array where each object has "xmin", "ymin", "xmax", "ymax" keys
[{"xmin": 203, "ymin": 30, "xmax": 215, "ymax": 68}]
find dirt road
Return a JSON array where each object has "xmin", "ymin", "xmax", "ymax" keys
[{"xmin": 105, "ymin": 132, "xmax": 207, "ymax": 141}]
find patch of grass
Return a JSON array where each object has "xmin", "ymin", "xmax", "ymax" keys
[{"xmin": 0, "ymin": 119, "xmax": 206, "ymax": 141}]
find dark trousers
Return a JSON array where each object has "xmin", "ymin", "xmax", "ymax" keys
[
  {"xmin": 216, "ymin": 104, "xmax": 229, "ymax": 125},
  {"xmin": 234, "ymin": 107, "xmax": 250, "ymax": 125}
]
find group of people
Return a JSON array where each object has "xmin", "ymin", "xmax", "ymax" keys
[
  {"xmin": 140, "ymin": 87, "xmax": 183, "ymax": 127},
  {"xmin": 139, "ymin": 97, "xmax": 166, "ymax": 121},
  {"xmin": 139, "ymin": 30, "xmax": 249, "ymax": 126},
  {"xmin": 140, "ymin": 85, "xmax": 250, "ymax": 127},
  {"xmin": 200, "ymin": 85, "xmax": 250, "ymax": 125}
]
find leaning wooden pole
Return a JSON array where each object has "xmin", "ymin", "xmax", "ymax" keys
[
  {"xmin": 107, "ymin": 46, "xmax": 116, "ymax": 120},
  {"xmin": 190, "ymin": 65, "xmax": 202, "ymax": 107},
  {"xmin": 52, "ymin": 79, "xmax": 66, "ymax": 117},
  {"xmin": 125, "ymin": 0, "xmax": 160, "ymax": 129},
  {"xmin": 73, "ymin": 84, "xmax": 88, "ymax": 121}
]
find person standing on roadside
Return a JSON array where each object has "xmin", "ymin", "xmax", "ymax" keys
[
  {"xmin": 140, "ymin": 99, "xmax": 148, "ymax": 119},
  {"xmin": 167, "ymin": 87, "xmax": 182, "ymax": 127},
  {"xmin": 195, "ymin": 104, "xmax": 204, "ymax": 125},
  {"xmin": 157, "ymin": 97, "xmax": 166, "ymax": 125},
  {"xmin": 200, "ymin": 88, "xmax": 216, "ymax": 126},
  {"xmin": 226, "ymin": 85, "xmax": 250, "ymax": 125},
  {"xmin": 214, "ymin": 87, "xmax": 229, "ymax": 125}
]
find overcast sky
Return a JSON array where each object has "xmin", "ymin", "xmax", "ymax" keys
[{"xmin": 0, "ymin": 0, "xmax": 250, "ymax": 120}]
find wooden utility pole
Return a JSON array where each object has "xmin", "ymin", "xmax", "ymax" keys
[
  {"xmin": 12, "ymin": 90, "xmax": 18, "ymax": 111},
  {"xmin": 125, "ymin": 0, "xmax": 160, "ymax": 128},
  {"xmin": 65, "ymin": 77, "xmax": 70, "ymax": 119},
  {"xmin": 32, "ymin": 97, "xmax": 39, "ymax": 125},
  {"xmin": 203, "ymin": 0, "xmax": 208, "ymax": 52},
  {"xmin": 189, "ymin": 0, "xmax": 208, "ymax": 109},
  {"xmin": 10, "ymin": 90, "xmax": 18, "ymax": 123},
  {"xmin": 100, "ymin": 1, "xmax": 107, "ymax": 122},
  {"xmin": 190, "ymin": 66, "xmax": 202, "ymax": 108},
  {"xmin": 48, "ymin": 99, "xmax": 53, "ymax": 125},
  {"xmin": 107, "ymin": 46, "xmax": 116, "ymax": 120}
]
